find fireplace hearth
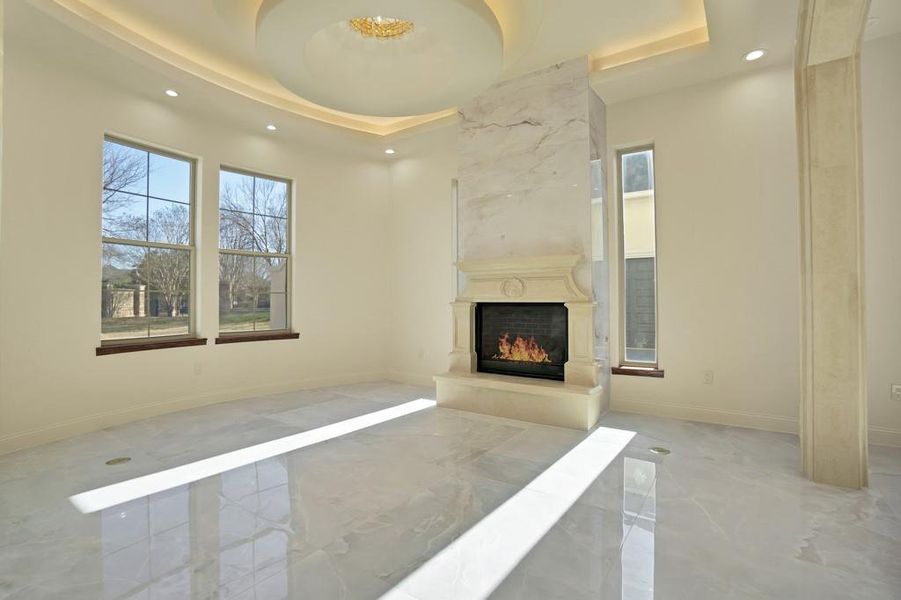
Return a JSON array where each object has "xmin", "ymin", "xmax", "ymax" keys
[{"xmin": 476, "ymin": 303, "xmax": 568, "ymax": 381}]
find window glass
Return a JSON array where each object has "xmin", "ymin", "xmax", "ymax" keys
[
  {"xmin": 101, "ymin": 138, "xmax": 194, "ymax": 342},
  {"xmin": 219, "ymin": 169, "xmax": 291, "ymax": 334},
  {"xmin": 620, "ymin": 148, "xmax": 657, "ymax": 365}
]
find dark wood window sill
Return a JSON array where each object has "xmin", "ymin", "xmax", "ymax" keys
[
  {"xmin": 215, "ymin": 332, "xmax": 299, "ymax": 345},
  {"xmin": 612, "ymin": 366, "xmax": 665, "ymax": 378},
  {"xmin": 97, "ymin": 337, "xmax": 208, "ymax": 356}
]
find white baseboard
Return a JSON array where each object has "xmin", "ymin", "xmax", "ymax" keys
[
  {"xmin": 384, "ymin": 370, "xmax": 438, "ymax": 387},
  {"xmin": 869, "ymin": 426, "xmax": 901, "ymax": 448},
  {"xmin": 611, "ymin": 399, "xmax": 901, "ymax": 447},
  {"xmin": 0, "ymin": 370, "xmax": 389, "ymax": 456},
  {"xmin": 610, "ymin": 398, "xmax": 798, "ymax": 434}
]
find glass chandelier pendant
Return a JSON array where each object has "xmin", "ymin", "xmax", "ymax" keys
[{"xmin": 349, "ymin": 16, "xmax": 414, "ymax": 39}]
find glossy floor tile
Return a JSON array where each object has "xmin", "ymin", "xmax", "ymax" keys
[{"xmin": 0, "ymin": 382, "xmax": 899, "ymax": 599}]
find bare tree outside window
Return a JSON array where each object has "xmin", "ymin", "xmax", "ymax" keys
[
  {"xmin": 218, "ymin": 169, "xmax": 290, "ymax": 333},
  {"xmin": 100, "ymin": 138, "xmax": 195, "ymax": 342}
]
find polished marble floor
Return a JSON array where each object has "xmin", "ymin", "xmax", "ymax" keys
[{"xmin": 0, "ymin": 382, "xmax": 898, "ymax": 599}]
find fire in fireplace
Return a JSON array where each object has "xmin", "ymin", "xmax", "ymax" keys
[{"xmin": 475, "ymin": 303, "xmax": 568, "ymax": 381}]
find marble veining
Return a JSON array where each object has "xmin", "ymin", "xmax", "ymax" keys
[
  {"xmin": 457, "ymin": 57, "xmax": 596, "ymax": 290},
  {"xmin": 0, "ymin": 382, "xmax": 899, "ymax": 599}
]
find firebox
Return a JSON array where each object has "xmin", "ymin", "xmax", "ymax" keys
[{"xmin": 475, "ymin": 303, "xmax": 568, "ymax": 381}]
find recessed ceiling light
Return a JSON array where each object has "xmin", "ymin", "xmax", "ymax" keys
[
  {"xmin": 744, "ymin": 49, "xmax": 766, "ymax": 62},
  {"xmin": 384, "ymin": 148, "xmax": 396, "ymax": 155},
  {"xmin": 164, "ymin": 89, "xmax": 179, "ymax": 97},
  {"xmin": 266, "ymin": 124, "xmax": 278, "ymax": 131}
]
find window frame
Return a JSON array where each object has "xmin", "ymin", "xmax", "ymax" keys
[
  {"xmin": 100, "ymin": 135, "xmax": 198, "ymax": 347},
  {"xmin": 615, "ymin": 144, "xmax": 660, "ymax": 370},
  {"xmin": 217, "ymin": 165, "xmax": 294, "ymax": 338}
]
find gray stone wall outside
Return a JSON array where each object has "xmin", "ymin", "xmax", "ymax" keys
[{"xmin": 624, "ymin": 257, "xmax": 656, "ymax": 353}]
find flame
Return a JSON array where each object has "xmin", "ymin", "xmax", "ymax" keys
[{"xmin": 493, "ymin": 333, "xmax": 552, "ymax": 363}]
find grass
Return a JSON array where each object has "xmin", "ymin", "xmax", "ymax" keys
[{"xmin": 101, "ymin": 311, "xmax": 271, "ymax": 339}]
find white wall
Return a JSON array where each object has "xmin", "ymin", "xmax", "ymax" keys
[
  {"xmin": 387, "ymin": 127, "xmax": 458, "ymax": 385},
  {"xmin": 862, "ymin": 32, "xmax": 901, "ymax": 446},
  {"xmin": 0, "ymin": 31, "xmax": 393, "ymax": 453},
  {"xmin": 605, "ymin": 64, "xmax": 803, "ymax": 433}
]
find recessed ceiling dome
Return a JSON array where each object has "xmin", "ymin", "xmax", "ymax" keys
[{"xmin": 256, "ymin": 0, "xmax": 504, "ymax": 117}]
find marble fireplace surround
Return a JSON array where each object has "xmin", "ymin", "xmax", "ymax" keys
[{"xmin": 435, "ymin": 255, "xmax": 605, "ymax": 430}]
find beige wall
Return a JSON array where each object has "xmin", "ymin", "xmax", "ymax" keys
[
  {"xmin": 606, "ymin": 64, "xmax": 803, "ymax": 433},
  {"xmin": 0, "ymin": 32, "xmax": 393, "ymax": 453},
  {"xmin": 862, "ymin": 32, "xmax": 901, "ymax": 446},
  {"xmin": 386, "ymin": 127, "xmax": 458, "ymax": 385}
]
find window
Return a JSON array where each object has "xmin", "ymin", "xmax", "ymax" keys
[
  {"xmin": 617, "ymin": 147, "xmax": 658, "ymax": 366},
  {"xmin": 218, "ymin": 168, "xmax": 291, "ymax": 334},
  {"xmin": 101, "ymin": 138, "xmax": 195, "ymax": 342}
]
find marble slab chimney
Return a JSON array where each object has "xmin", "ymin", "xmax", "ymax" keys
[{"xmin": 436, "ymin": 57, "xmax": 611, "ymax": 430}]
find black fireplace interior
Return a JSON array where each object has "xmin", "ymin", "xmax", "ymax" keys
[{"xmin": 475, "ymin": 302, "xmax": 568, "ymax": 381}]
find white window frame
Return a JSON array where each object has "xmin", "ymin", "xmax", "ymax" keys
[
  {"xmin": 615, "ymin": 144, "xmax": 660, "ymax": 369},
  {"xmin": 217, "ymin": 166, "xmax": 293, "ymax": 336},
  {"xmin": 100, "ymin": 135, "xmax": 197, "ymax": 345}
]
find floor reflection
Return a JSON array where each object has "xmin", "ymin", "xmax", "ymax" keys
[
  {"xmin": 5, "ymin": 383, "xmax": 896, "ymax": 598},
  {"xmin": 96, "ymin": 435, "xmax": 656, "ymax": 599},
  {"xmin": 381, "ymin": 426, "xmax": 638, "ymax": 600},
  {"xmin": 101, "ymin": 485, "xmax": 194, "ymax": 598},
  {"xmin": 621, "ymin": 457, "xmax": 656, "ymax": 600}
]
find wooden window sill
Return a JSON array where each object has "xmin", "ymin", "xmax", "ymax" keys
[
  {"xmin": 97, "ymin": 337, "xmax": 208, "ymax": 356},
  {"xmin": 215, "ymin": 332, "xmax": 299, "ymax": 345},
  {"xmin": 612, "ymin": 366, "xmax": 665, "ymax": 378}
]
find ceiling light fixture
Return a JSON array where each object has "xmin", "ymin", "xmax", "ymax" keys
[
  {"xmin": 164, "ymin": 89, "xmax": 179, "ymax": 97},
  {"xmin": 384, "ymin": 148, "xmax": 396, "ymax": 155},
  {"xmin": 266, "ymin": 124, "xmax": 278, "ymax": 131},
  {"xmin": 743, "ymin": 49, "xmax": 766, "ymax": 62},
  {"xmin": 350, "ymin": 16, "xmax": 414, "ymax": 39}
]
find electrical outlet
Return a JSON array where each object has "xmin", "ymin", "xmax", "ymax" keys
[
  {"xmin": 193, "ymin": 361, "xmax": 202, "ymax": 376},
  {"xmin": 892, "ymin": 384, "xmax": 901, "ymax": 402},
  {"xmin": 703, "ymin": 370, "xmax": 714, "ymax": 385}
]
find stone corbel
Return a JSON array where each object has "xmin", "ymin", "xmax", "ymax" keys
[
  {"xmin": 449, "ymin": 301, "xmax": 476, "ymax": 373},
  {"xmin": 564, "ymin": 302, "xmax": 601, "ymax": 387}
]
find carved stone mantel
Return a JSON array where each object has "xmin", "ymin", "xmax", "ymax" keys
[
  {"xmin": 439, "ymin": 254, "xmax": 605, "ymax": 430},
  {"xmin": 456, "ymin": 255, "xmax": 590, "ymax": 303}
]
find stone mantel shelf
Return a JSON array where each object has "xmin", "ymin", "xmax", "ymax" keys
[{"xmin": 455, "ymin": 254, "xmax": 590, "ymax": 302}]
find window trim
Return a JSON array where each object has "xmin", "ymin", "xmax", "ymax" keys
[
  {"xmin": 615, "ymin": 144, "xmax": 660, "ymax": 369},
  {"xmin": 217, "ymin": 165, "xmax": 294, "ymax": 336},
  {"xmin": 100, "ymin": 135, "xmax": 199, "ymax": 347}
]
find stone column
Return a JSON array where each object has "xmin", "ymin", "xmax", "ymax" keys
[{"xmin": 795, "ymin": 0, "xmax": 870, "ymax": 488}]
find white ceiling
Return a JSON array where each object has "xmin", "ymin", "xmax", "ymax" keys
[
  {"xmin": 15, "ymin": 0, "xmax": 901, "ymax": 137},
  {"xmin": 31, "ymin": 0, "xmax": 709, "ymax": 133}
]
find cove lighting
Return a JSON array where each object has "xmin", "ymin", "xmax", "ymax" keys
[
  {"xmin": 266, "ymin": 124, "xmax": 278, "ymax": 131},
  {"xmin": 744, "ymin": 49, "xmax": 766, "ymax": 62},
  {"xmin": 385, "ymin": 148, "xmax": 396, "ymax": 155},
  {"xmin": 380, "ymin": 425, "xmax": 636, "ymax": 600},
  {"xmin": 164, "ymin": 89, "xmax": 179, "ymax": 97},
  {"xmin": 69, "ymin": 399, "xmax": 437, "ymax": 514}
]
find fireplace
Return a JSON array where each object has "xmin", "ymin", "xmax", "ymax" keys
[{"xmin": 475, "ymin": 303, "xmax": 568, "ymax": 381}]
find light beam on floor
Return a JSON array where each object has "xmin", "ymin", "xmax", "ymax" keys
[
  {"xmin": 69, "ymin": 398, "xmax": 437, "ymax": 514},
  {"xmin": 380, "ymin": 425, "xmax": 636, "ymax": 600}
]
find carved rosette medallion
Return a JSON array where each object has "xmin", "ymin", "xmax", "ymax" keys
[{"xmin": 501, "ymin": 277, "xmax": 525, "ymax": 298}]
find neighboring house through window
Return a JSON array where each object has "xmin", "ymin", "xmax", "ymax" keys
[{"xmin": 618, "ymin": 147, "xmax": 658, "ymax": 366}]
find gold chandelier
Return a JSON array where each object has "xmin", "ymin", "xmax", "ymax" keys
[{"xmin": 349, "ymin": 16, "xmax": 414, "ymax": 39}]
